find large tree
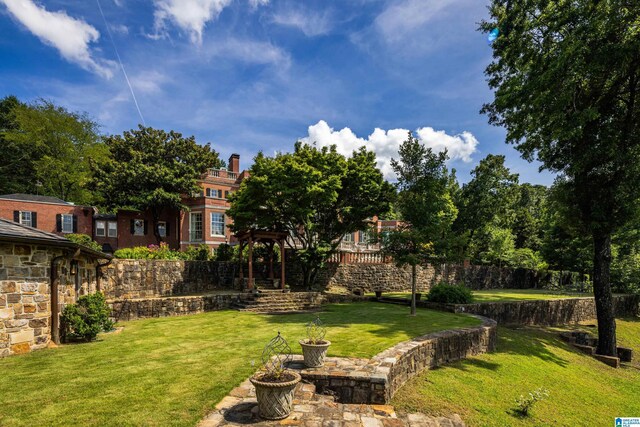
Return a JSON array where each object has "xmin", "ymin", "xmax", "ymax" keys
[
  {"xmin": 227, "ymin": 141, "xmax": 393, "ymax": 288},
  {"xmin": 0, "ymin": 97, "xmax": 105, "ymax": 203},
  {"xmin": 382, "ymin": 132, "xmax": 458, "ymax": 315},
  {"xmin": 482, "ymin": 0, "xmax": 640, "ymax": 356},
  {"xmin": 454, "ymin": 154, "xmax": 520, "ymax": 261},
  {"xmin": 92, "ymin": 126, "xmax": 221, "ymax": 242}
]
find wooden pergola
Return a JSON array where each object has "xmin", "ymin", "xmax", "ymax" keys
[{"xmin": 235, "ymin": 230, "xmax": 289, "ymax": 290}]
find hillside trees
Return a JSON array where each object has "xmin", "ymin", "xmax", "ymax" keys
[{"xmin": 482, "ymin": 0, "xmax": 640, "ymax": 355}]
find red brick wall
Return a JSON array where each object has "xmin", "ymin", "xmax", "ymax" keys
[
  {"xmin": 0, "ymin": 200, "xmax": 93, "ymax": 236},
  {"xmin": 112, "ymin": 210, "xmax": 180, "ymax": 250}
]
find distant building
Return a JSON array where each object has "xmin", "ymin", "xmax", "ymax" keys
[
  {"xmin": 180, "ymin": 153, "xmax": 249, "ymax": 251},
  {"xmin": 0, "ymin": 194, "xmax": 94, "ymax": 236}
]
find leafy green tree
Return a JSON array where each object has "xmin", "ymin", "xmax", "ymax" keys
[
  {"xmin": 228, "ymin": 141, "xmax": 393, "ymax": 288},
  {"xmin": 482, "ymin": 225, "xmax": 516, "ymax": 268},
  {"xmin": 454, "ymin": 154, "xmax": 519, "ymax": 261},
  {"xmin": 513, "ymin": 184, "xmax": 548, "ymax": 251},
  {"xmin": 1, "ymin": 98, "xmax": 106, "ymax": 203},
  {"xmin": 382, "ymin": 132, "xmax": 458, "ymax": 315},
  {"xmin": 481, "ymin": 0, "xmax": 640, "ymax": 355},
  {"xmin": 92, "ymin": 126, "xmax": 221, "ymax": 242}
]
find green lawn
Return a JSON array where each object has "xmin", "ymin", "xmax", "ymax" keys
[
  {"xmin": 0, "ymin": 302, "xmax": 479, "ymax": 427},
  {"xmin": 372, "ymin": 289, "xmax": 590, "ymax": 302},
  {"xmin": 392, "ymin": 318, "xmax": 640, "ymax": 427}
]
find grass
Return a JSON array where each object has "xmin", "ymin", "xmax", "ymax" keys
[
  {"xmin": 392, "ymin": 318, "xmax": 640, "ymax": 427},
  {"xmin": 371, "ymin": 289, "xmax": 590, "ymax": 302},
  {"xmin": 0, "ymin": 302, "xmax": 479, "ymax": 427}
]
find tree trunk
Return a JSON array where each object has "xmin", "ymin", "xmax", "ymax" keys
[
  {"xmin": 592, "ymin": 231, "xmax": 617, "ymax": 357},
  {"xmin": 152, "ymin": 208, "xmax": 162, "ymax": 244},
  {"xmin": 410, "ymin": 263, "xmax": 417, "ymax": 316}
]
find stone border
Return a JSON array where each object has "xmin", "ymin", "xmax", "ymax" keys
[
  {"xmin": 378, "ymin": 294, "xmax": 640, "ymax": 326},
  {"xmin": 286, "ymin": 315, "xmax": 497, "ymax": 404},
  {"xmin": 108, "ymin": 293, "xmax": 243, "ymax": 321}
]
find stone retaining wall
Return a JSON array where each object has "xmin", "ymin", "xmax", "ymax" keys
[
  {"xmin": 108, "ymin": 293, "xmax": 243, "ymax": 321},
  {"xmin": 449, "ymin": 295, "xmax": 639, "ymax": 325},
  {"xmin": 292, "ymin": 315, "xmax": 497, "ymax": 404},
  {"xmin": 101, "ymin": 260, "xmax": 236, "ymax": 299},
  {"xmin": 378, "ymin": 294, "xmax": 640, "ymax": 326},
  {"xmin": 104, "ymin": 258, "xmax": 587, "ymax": 300}
]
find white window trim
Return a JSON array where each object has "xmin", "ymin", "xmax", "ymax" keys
[
  {"xmin": 210, "ymin": 212, "xmax": 225, "ymax": 237},
  {"xmin": 19, "ymin": 211, "xmax": 32, "ymax": 227},
  {"xmin": 133, "ymin": 219, "xmax": 145, "ymax": 236},
  {"xmin": 96, "ymin": 220, "xmax": 106, "ymax": 237},
  {"xmin": 189, "ymin": 212, "xmax": 203, "ymax": 242},
  {"xmin": 61, "ymin": 214, "xmax": 73, "ymax": 234},
  {"xmin": 157, "ymin": 221, "xmax": 167, "ymax": 238},
  {"xmin": 107, "ymin": 221, "xmax": 117, "ymax": 238}
]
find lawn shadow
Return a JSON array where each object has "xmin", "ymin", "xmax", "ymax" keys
[
  {"xmin": 445, "ymin": 358, "xmax": 502, "ymax": 372},
  {"xmin": 495, "ymin": 326, "xmax": 570, "ymax": 367}
]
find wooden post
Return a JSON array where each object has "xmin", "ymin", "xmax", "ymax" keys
[
  {"xmin": 268, "ymin": 242, "xmax": 274, "ymax": 281},
  {"xmin": 280, "ymin": 239, "xmax": 285, "ymax": 289},
  {"xmin": 248, "ymin": 237, "xmax": 253, "ymax": 290},
  {"xmin": 238, "ymin": 241, "xmax": 244, "ymax": 280}
]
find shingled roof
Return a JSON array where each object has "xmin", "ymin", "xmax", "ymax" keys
[
  {"xmin": 0, "ymin": 218, "xmax": 110, "ymax": 259},
  {"xmin": 0, "ymin": 193, "xmax": 73, "ymax": 205}
]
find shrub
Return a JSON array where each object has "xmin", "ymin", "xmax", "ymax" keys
[
  {"xmin": 183, "ymin": 244, "xmax": 213, "ymax": 261},
  {"xmin": 114, "ymin": 243, "xmax": 183, "ymax": 260},
  {"xmin": 514, "ymin": 388, "xmax": 549, "ymax": 417},
  {"xmin": 60, "ymin": 292, "xmax": 114, "ymax": 342},
  {"xmin": 66, "ymin": 234, "xmax": 102, "ymax": 252},
  {"xmin": 426, "ymin": 283, "xmax": 474, "ymax": 304},
  {"xmin": 214, "ymin": 243, "xmax": 234, "ymax": 261}
]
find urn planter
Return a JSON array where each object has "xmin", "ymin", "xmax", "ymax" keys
[
  {"xmin": 250, "ymin": 371, "xmax": 301, "ymax": 420},
  {"xmin": 299, "ymin": 340, "xmax": 332, "ymax": 368}
]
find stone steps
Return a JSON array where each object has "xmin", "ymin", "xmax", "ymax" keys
[{"xmin": 234, "ymin": 291, "xmax": 325, "ymax": 314}]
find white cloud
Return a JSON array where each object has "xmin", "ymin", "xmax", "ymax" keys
[
  {"xmin": 248, "ymin": 0, "xmax": 269, "ymax": 9},
  {"xmin": 1, "ymin": 0, "xmax": 115, "ymax": 78},
  {"xmin": 153, "ymin": 0, "xmax": 230, "ymax": 44},
  {"xmin": 300, "ymin": 120, "xmax": 478, "ymax": 180},
  {"xmin": 374, "ymin": 0, "xmax": 450, "ymax": 44},
  {"xmin": 204, "ymin": 38, "xmax": 290, "ymax": 68},
  {"xmin": 271, "ymin": 8, "xmax": 333, "ymax": 37},
  {"xmin": 109, "ymin": 23, "xmax": 129, "ymax": 35},
  {"xmin": 152, "ymin": 0, "xmax": 269, "ymax": 44}
]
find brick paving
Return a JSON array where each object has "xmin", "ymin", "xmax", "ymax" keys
[{"xmin": 198, "ymin": 379, "xmax": 465, "ymax": 427}]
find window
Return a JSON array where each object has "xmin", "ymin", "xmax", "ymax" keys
[
  {"xmin": 108, "ymin": 221, "xmax": 117, "ymax": 238},
  {"xmin": 157, "ymin": 221, "xmax": 167, "ymax": 237},
  {"xmin": 61, "ymin": 214, "xmax": 73, "ymax": 233},
  {"xmin": 96, "ymin": 221, "xmax": 106, "ymax": 237},
  {"xmin": 20, "ymin": 211, "xmax": 33, "ymax": 227},
  {"xmin": 358, "ymin": 230, "xmax": 370, "ymax": 244},
  {"xmin": 210, "ymin": 213, "xmax": 225, "ymax": 236},
  {"xmin": 343, "ymin": 232, "xmax": 354, "ymax": 243},
  {"xmin": 190, "ymin": 212, "xmax": 203, "ymax": 241},
  {"xmin": 133, "ymin": 219, "xmax": 145, "ymax": 236}
]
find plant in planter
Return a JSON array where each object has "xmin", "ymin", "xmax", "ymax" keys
[
  {"xmin": 250, "ymin": 332, "xmax": 301, "ymax": 420},
  {"xmin": 299, "ymin": 315, "xmax": 331, "ymax": 368}
]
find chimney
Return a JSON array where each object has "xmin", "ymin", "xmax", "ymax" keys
[{"xmin": 229, "ymin": 153, "xmax": 240, "ymax": 173}]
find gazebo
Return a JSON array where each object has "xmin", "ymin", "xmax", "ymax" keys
[{"xmin": 235, "ymin": 229, "xmax": 289, "ymax": 291}]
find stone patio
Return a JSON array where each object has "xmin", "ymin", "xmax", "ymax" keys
[{"xmin": 198, "ymin": 378, "xmax": 465, "ymax": 427}]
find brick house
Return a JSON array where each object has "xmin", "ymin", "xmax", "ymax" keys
[
  {"xmin": 180, "ymin": 154, "xmax": 248, "ymax": 251},
  {"xmin": 0, "ymin": 218, "xmax": 111, "ymax": 357},
  {"xmin": 93, "ymin": 208, "xmax": 181, "ymax": 253},
  {"xmin": 0, "ymin": 194, "xmax": 94, "ymax": 236}
]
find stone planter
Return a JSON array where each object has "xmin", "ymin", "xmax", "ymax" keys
[
  {"xmin": 299, "ymin": 340, "xmax": 332, "ymax": 368},
  {"xmin": 250, "ymin": 372, "xmax": 301, "ymax": 420}
]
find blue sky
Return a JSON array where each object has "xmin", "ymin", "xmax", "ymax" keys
[{"xmin": 0, "ymin": 0, "xmax": 554, "ymax": 185}]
